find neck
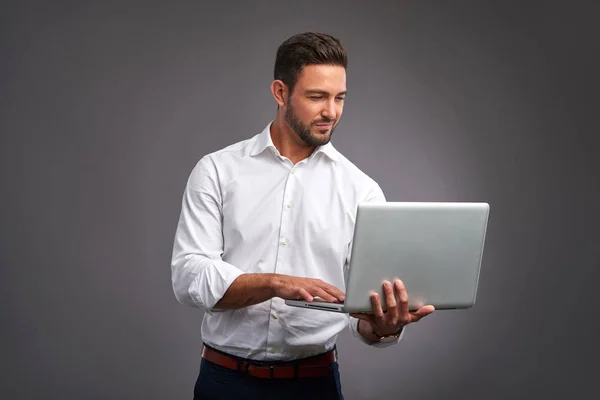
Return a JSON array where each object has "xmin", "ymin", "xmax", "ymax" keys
[{"xmin": 270, "ymin": 113, "xmax": 315, "ymax": 165}]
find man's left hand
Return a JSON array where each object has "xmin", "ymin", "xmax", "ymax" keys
[{"xmin": 350, "ymin": 279, "xmax": 435, "ymax": 336}]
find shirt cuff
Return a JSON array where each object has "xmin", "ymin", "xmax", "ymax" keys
[{"xmin": 187, "ymin": 258, "xmax": 245, "ymax": 310}]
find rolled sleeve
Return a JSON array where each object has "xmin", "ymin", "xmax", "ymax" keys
[{"xmin": 171, "ymin": 157, "xmax": 244, "ymax": 310}]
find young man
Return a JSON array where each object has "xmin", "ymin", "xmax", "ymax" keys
[{"xmin": 171, "ymin": 32, "xmax": 435, "ymax": 400}]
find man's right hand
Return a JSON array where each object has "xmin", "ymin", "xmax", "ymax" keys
[
  {"xmin": 271, "ymin": 274, "xmax": 345, "ymax": 303},
  {"xmin": 213, "ymin": 273, "xmax": 344, "ymax": 310}
]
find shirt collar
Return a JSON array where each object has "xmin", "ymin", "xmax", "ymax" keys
[{"xmin": 250, "ymin": 121, "xmax": 340, "ymax": 163}]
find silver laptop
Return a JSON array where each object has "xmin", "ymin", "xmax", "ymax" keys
[{"xmin": 285, "ymin": 202, "xmax": 490, "ymax": 313}]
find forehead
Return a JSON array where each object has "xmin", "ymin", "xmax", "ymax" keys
[{"xmin": 295, "ymin": 64, "xmax": 346, "ymax": 93}]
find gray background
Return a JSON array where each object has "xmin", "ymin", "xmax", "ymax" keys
[{"xmin": 1, "ymin": 1, "xmax": 599, "ymax": 399}]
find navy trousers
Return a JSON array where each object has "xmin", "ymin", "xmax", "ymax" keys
[{"xmin": 193, "ymin": 357, "xmax": 344, "ymax": 400}]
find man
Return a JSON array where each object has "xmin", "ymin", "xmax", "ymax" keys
[{"xmin": 171, "ymin": 32, "xmax": 435, "ymax": 399}]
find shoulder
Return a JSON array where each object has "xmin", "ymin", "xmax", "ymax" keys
[
  {"xmin": 202, "ymin": 133, "xmax": 259, "ymax": 166},
  {"xmin": 193, "ymin": 130, "xmax": 261, "ymax": 169},
  {"xmin": 187, "ymin": 132, "xmax": 260, "ymax": 185},
  {"xmin": 330, "ymin": 145, "xmax": 386, "ymax": 202}
]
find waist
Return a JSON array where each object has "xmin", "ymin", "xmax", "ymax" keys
[{"xmin": 201, "ymin": 343, "xmax": 337, "ymax": 379}]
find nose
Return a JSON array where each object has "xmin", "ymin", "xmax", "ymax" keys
[{"xmin": 321, "ymin": 100, "xmax": 337, "ymax": 120}]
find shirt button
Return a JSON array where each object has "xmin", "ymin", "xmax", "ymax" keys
[
  {"xmin": 286, "ymin": 203, "xmax": 293, "ymax": 209},
  {"xmin": 270, "ymin": 348, "xmax": 276, "ymax": 353},
  {"xmin": 290, "ymin": 169, "xmax": 296, "ymax": 175},
  {"xmin": 281, "ymin": 239, "xmax": 288, "ymax": 246},
  {"xmin": 273, "ymin": 312, "xmax": 279, "ymax": 319}
]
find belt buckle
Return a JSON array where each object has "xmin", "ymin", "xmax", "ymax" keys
[{"xmin": 245, "ymin": 362, "xmax": 276, "ymax": 379}]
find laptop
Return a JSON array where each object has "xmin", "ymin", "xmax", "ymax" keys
[{"xmin": 285, "ymin": 202, "xmax": 490, "ymax": 313}]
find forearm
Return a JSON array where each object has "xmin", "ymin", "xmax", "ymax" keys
[{"xmin": 213, "ymin": 273, "xmax": 278, "ymax": 309}]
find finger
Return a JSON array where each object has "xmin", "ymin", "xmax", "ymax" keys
[
  {"xmin": 410, "ymin": 305, "xmax": 436, "ymax": 322},
  {"xmin": 322, "ymin": 283, "xmax": 346, "ymax": 302},
  {"xmin": 382, "ymin": 281, "xmax": 398, "ymax": 316},
  {"xmin": 370, "ymin": 292, "xmax": 385, "ymax": 320},
  {"xmin": 394, "ymin": 279, "xmax": 410, "ymax": 324},
  {"xmin": 311, "ymin": 279, "xmax": 345, "ymax": 302},
  {"xmin": 312, "ymin": 287, "xmax": 338, "ymax": 303},
  {"xmin": 297, "ymin": 287, "xmax": 313, "ymax": 302}
]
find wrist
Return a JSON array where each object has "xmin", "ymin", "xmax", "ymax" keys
[
  {"xmin": 372, "ymin": 324, "xmax": 403, "ymax": 337},
  {"xmin": 358, "ymin": 320, "xmax": 402, "ymax": 343},
  {"xmin": 264, "ymin": 273, "xmax": 280, "ymax": 298}
]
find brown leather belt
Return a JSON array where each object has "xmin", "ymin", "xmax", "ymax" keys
[{"xmin": 201, "ymin": 345, "xmax": 336, "ymax": 379}]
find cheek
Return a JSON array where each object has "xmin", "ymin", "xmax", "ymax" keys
[
  {"xmin": 301, "ymin": 106, "xmax": 323, "ymax": 123},
  {"xmin": 293, "ymin": 101, "xmax": 316, "ymax": 120}
]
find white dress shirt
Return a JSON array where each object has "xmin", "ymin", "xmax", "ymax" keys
[{"xmin": 171, "ymin": 122, "xmax": 403, "ymax": 361}]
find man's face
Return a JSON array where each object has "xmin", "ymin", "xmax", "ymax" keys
[{"xmin": 283, "ymin": 64, "xmax": 346, "ymax": 147}]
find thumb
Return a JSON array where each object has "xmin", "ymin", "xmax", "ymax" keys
[{"xmin": 412, "ymin": 305, "xmax": 435, "ymax": 321}]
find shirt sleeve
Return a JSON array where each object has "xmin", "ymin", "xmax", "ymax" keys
[
  {"xmin": 347, "ymin": 181, "xmax": 407, "ymax": 347},
  {"xmin": 170, "ymin": 156, "xmax": 245, "ymax": 310}
]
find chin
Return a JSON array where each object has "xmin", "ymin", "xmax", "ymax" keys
[
  {"xmin": 312, "ymin": 132, "xmax": 330, "ymax": 141},
  {"xmin": 311, "ymin": 135, "xmax": 331, "ymax": 146}
]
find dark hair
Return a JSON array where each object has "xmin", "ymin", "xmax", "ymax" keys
[{"xmin": 274, "ymin": 32, "xmax": 348, "ymax": 95}]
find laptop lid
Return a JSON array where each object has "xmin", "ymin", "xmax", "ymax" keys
[{"xmin": 342, "ymin": 201, "xmax": 490, "ymax": 313}]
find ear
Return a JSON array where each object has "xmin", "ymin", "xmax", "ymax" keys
[{"xmin": 270, "ymin": 80, "xmax": 288, "ymax": 108}]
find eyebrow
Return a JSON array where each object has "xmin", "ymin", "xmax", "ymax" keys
[{"xmin": 304, "ymin": 90, "xmax": 347, "ymax": 96}]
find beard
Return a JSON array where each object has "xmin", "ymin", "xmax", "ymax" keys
[{"xmin": 284, "ymin": 100, "xmax": 337, "ymax": 147}]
